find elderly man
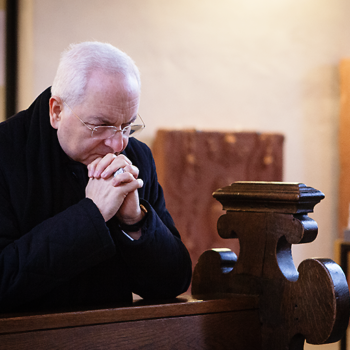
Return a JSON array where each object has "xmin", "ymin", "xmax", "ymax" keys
[{"xmin": 0, "ymin": 42, "xmax": 192, "ymax": 312}]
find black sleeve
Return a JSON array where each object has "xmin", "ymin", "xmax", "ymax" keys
[
  {"xmin": 0, "ymin": 197, "xmax": 116, "ymax": 311},
  {"xmin": 111, "ymin": 141, "xmax": 192, "ymax": 299}
]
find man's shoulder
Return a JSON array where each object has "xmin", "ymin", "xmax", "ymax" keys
[
  {"xmin": 124, "ymin": 138, "xmax": 154, "ymax": 171},
  {"xmin": 0, "ymin": 87, "xmax": 51, "ymax": 136},
  {"xmin": 125, "ymin": 138, "xmax": 152, "ymax": 158},
  {"xmin": 0, "ymin": 111, "xmax": 29, "ymax": 147},
  {"xmin": 0, "ymin": 87, "xmax": 52, "ymax": 154}
]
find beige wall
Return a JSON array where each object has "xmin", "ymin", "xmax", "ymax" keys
[{"xmin": 18, "ymin": 0, "xmax": 350, "ymax": 267}]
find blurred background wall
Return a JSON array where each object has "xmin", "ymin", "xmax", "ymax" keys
[{"xmin": 16, "ymin": 0, "xmax": 350, "ymax": 267}]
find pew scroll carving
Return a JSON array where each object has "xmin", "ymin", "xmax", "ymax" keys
[{"xmin": 192, "ymin": 181, "xmax": 350, "ymax": 349}]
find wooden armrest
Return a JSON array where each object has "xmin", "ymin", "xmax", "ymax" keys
[{"xmin": 0, "ymin": 294, "xmax": 260, "ymax": 350}]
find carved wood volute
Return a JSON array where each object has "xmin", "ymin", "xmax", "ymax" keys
[{"xmin": 192, "ymin": 181, "xmax": 350, "ymax": 349}]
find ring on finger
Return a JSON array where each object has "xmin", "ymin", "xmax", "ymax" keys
[{"xmin": 114, "ymin": 168, "xmax": 125, "ymax": 177}]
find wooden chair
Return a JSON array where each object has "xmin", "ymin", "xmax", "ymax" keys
[{"xmin": 0, "ymin": 182, "xmax": 348, "ymax": 349}]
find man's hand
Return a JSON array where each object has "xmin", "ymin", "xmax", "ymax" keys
[
  {"xmin": 87, "ymin": 154, "xmax": 137, "ymax": 182},
  {"xmin": 86, "ymin": 173, "xmax": 143, "ymax": 222},
  {"xmin": 86, "ymin": 154, "xmax": 144, "ymax": 225}
]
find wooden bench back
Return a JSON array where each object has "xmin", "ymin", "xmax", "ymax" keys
[{"xmin": 0, "ymin": 181, "xmax": 348, "ymax": 350}]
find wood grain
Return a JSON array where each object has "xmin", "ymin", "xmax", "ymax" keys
[
  {"xmin": 193, "ymin": 181, "xmax": 349, "ymax": 349},
  {"xmin": 152, "ymin": 130, "xmax": 284, "ymax": 272},
  {"xmin": 0, "ymin": 295, "xmax": 260, "ymax": 350},
  {"xmin": 0, "ymin": 310, "xmax": 261, "ymax": 350}
]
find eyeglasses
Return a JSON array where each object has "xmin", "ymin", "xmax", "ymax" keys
[{"xmin": 63, "ymin": 101, "xmax": 145, "ymax": 140}]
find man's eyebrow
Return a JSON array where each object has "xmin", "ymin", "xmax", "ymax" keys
[
  {"xmin": 128, "ymin": 114, "xmax": 137, "ymax": 124},
  {"xmin": 85, "ymin": 115, "xmax": 111, "ymax": 124},
  {"xmin": 85, "ymin": 114, "xmax": 138, "ymax": 125}
]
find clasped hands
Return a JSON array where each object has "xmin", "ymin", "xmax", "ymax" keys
[{"xmin": 85, "ymin": 154, "xmax": 144, "ymax": 230}]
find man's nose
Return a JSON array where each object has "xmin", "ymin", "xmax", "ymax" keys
[{"xmin": 104, "ymin": 131, "xmax": 125, "ymax": 153}]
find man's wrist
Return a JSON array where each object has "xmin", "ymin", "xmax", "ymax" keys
[{"xmin": 118, "ymin": 204, "xmax": 148, "ymax": 232}]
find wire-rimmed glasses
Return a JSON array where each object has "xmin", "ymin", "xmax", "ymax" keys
[{"xmin": 63, "ymin": 101, "xmax": 145, "ymax": 140}]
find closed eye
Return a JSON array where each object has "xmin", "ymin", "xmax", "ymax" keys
[
  {"xmin": 121, "ymin": 122, "xmax": 132, "ymax": 129},
  {"xmin": 87, "ymin": 115, "xmax": 137, "ymax": 128},
  {"xmin": 121, "ymin": 116, "xmax": 137, "ymax": 129}
]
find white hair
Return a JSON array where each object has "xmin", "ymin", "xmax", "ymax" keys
[{"xmin": 51, "ymin": 41, "xmax": 141, "ymax": 106}]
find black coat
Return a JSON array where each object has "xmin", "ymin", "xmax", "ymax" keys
[{"xmin": 0, "ymin": 88, "xmax": 191, "ymax": 312}]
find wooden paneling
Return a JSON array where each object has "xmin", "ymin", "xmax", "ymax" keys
[{"xmin": 152, "ymin": 130, "xmax": 284, "ymax": 270}]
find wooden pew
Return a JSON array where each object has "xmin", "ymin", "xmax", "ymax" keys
[
  {"xmin": 0, "ymin": 182, "xmax": 348, "ymax": 349},
  {"xmin": 0, "ymin": 295, "xmax": 261, "ymax": 349}
]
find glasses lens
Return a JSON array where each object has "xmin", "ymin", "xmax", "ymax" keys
[
  {"xmin": 92, "ymin": 126, "xmax": 117, "ymax": 139},
  {"xmin": 122, "ymin": 125, "xmax": 131, "ymax": 136},
  {"xmin": 129, "ymin": 124, "xmax": 144, "ymax": 136},
  {"xmin": 90, "ymin": 115, "xmax": 145, "ymax": 139}
]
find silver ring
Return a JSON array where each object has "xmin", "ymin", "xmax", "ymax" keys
[{"xmin": 114, "ymin": 168, "xmax": 125, "ymax": 177}]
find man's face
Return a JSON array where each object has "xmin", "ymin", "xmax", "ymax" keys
[{"xmin": 49, "ymin": 70, "xmax": 140, "ymax": 165}]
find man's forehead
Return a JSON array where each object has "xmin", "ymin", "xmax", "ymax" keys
[
  {"xmin": 79, "ymin": 100, "xmax": 139, "ymax": 123},
  {"xmin": 83, "ymin": 81, "xmax": 140, "ymax": 109},
  {"xmin": 81, "ymin": 95, "xmax": 139, "ymax": 113},
  {"xmin": 86, "ymin": 69, "xmax": 140, "ymax": 93},
  {"xmin": 76, "ymin": 70, "xmax": 140, "ymax": 121}
]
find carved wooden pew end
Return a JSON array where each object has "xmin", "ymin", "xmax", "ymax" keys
[{"xmin": 192, "ymin": 181, "xmax": 350, "ymax": 349}]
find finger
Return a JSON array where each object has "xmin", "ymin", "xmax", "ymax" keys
[
  {"xmin": 114, "ymin": 168, "xmax": 125, "ymax": 176},
  {"xmin": 110, "ymin": 164, "xmax": 138, "ymax": 181},
  {"xmin": 122, "ymin": 178, "xmax": 143, "ymax": 190},
  {"xmin": 95, "ymin": 154, "xmax": 131, "ymax": 178},
  {"xmin": 100, "ymin": 155, "xmax": 133, "ymax": 179},
  {"xmin": 124, "ymin": 164, "xmax": 139, "ymax": 179},
  {"xmin": 117, "ymin": 178, "xmax": 144, "ymax": 194},
  {"xmin": 88, "ymin": 154, "xmax": 117, "ymax": 178},
  {"xmin": 111, "ymin": 172, "xmax": 135, "ymax": 186},
  {"xmin": 87, "ymin": 157, "xmax": 103, "ymax": 178},
  {"xmin": 93, "ymin": 154, "xmax": 118, "ymax": 178}
]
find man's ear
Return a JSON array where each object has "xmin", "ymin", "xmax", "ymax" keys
[{"xmin": 49, "ymin": 96, "xmax": 63, "ymax": 129}]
